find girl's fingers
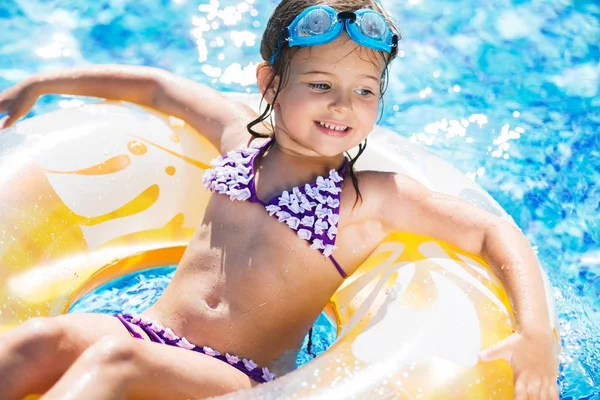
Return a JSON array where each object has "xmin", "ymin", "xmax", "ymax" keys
[
  {"xmin": 478, "ymin": 336, "xmax": 515, "ymax": 363},
  {"xmin": 515, "ymin": 376, "xmax": 559, "ymax": 400},
  {"xmin": 479, "ymin": 333, "xmax": 560, "ymax": 399},
  {"xmin": 513, "ymin": 375, "xmax": 528, "ymax": 400},
  {"xmin": 0, "ymin": 115, "xmax": 9, "ymax": 129},
  {"xmin": 526, "ymin": 379, "xmax": 542, "ymax": 400},
  {"xmin": 539, "ymin": 382, "xmax": 552, "ymax": 400},
  {"xmin": 0, "ymin": 113, "xmax": 17, "ymax": 130},
  {"xmin": 548, "ymin": 381, "xmax": 560, "ymax": 400},
  {"xmin": 0, "ymin": 92, "xmax": 14, "ymax": 112},
  {"xmin": 542, "ymin": 379, "xmax": 560, "ymax": 400}
]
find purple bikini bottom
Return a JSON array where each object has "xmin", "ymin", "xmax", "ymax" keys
[{"xmin": 115, "ymin": 313, "xmax": 276, "ymax": 384}]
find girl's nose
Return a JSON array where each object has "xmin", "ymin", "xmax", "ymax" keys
[{"xmin": 328, "ymin": 91, "xmax": 352, "ymax": 113}]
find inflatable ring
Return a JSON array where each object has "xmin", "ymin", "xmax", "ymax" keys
[{"xmin": 0, "ymin": 99, "xmax": 559, "ymax": 399}]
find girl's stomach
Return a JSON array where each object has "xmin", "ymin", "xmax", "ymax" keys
[{"xmin": 141, "ymin": 224, "xmax": 339, "ymax": 366}]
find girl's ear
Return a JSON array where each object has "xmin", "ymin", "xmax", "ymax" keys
[{"xmin": 256, "ymin": 62, "xmax": 280, "ymax": 105}]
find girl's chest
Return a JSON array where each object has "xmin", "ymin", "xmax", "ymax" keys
[{"xmin": 199, "ymin": 192, "xmax": 385, "ymax": 279}]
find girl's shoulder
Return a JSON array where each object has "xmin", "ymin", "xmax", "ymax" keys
[
  {"xmin": 347, "ymin": 169, "xmax": 398, "ymax": 194},
  {"xmin": 212, "ymin": 98, "xmax": 273, "ymax": 155},
  {"xmin": 342, "ymin": 169, "xmax": 431, "ymax": 213},
  {"xmin": 340, "ymin": 170, "xmax": 399, "ymax": 217},
  {"xmin": 351, "ymin": 170, "xmax": 427, "ymax": 203}
]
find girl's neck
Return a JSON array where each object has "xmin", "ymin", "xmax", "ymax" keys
[
  {"xmin": 252, "ymin": 137, "xmax": 346, "ymax": 202},
  {"xmin": 269, "ymin": 137, "xmax": 345, "ymax": 178}
]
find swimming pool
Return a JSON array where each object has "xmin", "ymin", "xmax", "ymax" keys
[{"xmin": 1, "ymin": 0, "xmax": 598, "ymax": 398}]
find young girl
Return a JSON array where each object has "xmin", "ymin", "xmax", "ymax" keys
[{"xmin": 0, "ymin": 0, "xmax": 558, "ymax": 399}]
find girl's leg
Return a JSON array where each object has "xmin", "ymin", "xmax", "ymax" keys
[
  {"xmin": 41, "ymin": 335, "xmax": 256, "ymax": 400},
  {"xmin": 0, "ymin": 313, "xmax": 143, "ymax": 400}
]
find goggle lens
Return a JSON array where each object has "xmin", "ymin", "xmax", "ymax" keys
[
  {"xmin": 297, "ymin": 9, "xmax": 333, "ymax": 36},
  {"xmin": 359, "ymin": 13, "xmax": 386, "ymax": 39}
]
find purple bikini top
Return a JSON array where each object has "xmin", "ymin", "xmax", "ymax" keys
[{"xmin": 202, "ymin": 137, "xmax": 349, "ymax": 279}]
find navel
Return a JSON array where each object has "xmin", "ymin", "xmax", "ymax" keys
[{"xmin": 205, "ymin": 296, "xmax": 222, "ymax": 310}]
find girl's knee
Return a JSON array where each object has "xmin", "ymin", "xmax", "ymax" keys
[
  {"xmin": 12, "ymin": 317, "xmax": 66, "ymax": 353},
  {"xmin": 21, "ymin": 317, "xmax": 63, "ymax": 337},
  {"xmin": 81, "ymin": 336, "xmax": 139, "ymax": 375},
  {"xmin": 74, "ymin": 336, "xmax": 142, "ymax": 393}
]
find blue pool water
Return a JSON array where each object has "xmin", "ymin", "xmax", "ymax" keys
[{"xmin": 1, "ymin": 0, "xmax": 598, "ymax": 398}]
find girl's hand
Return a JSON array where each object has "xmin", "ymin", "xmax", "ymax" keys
[
  {"xmin": 478, "ymin": 330, "xmax": 559, "ymax": 400},
  {"xmin": 0, "ymin": 80, "xmax": 38, "ymax": 129}
]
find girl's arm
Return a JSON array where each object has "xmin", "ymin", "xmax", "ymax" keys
[
  {"xmin": 368, "ymin": 171, "xmax": 558, "ymax": 400},
  {"xmin": 0, "ymin": 65, "xmax": 258, "ymax": 152}
]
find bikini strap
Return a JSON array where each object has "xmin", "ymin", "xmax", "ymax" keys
[
  {"xmin": 329, "ymin": 256, "xmax": 348, "ymax": 279},
  {"xmin": 339, "ymin": 156, "xmax": 350, "ymax": 177}
]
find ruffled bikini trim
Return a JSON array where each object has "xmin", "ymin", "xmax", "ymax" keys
[
  {"xmin": 202, "ymin": 138, "xmax": 348, "ymax": 261},
  {"xmin": 116, "ymin": 313, "xmax": 276, "ymax": 383}
]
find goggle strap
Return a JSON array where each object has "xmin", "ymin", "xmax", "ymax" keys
[
  {"xmin": 337, "ymin": 12, "xmax": 356, "ymax": 23},
  {"xmin": 270, "ymin": 29, "xmax": 291, "ymax": 64}
]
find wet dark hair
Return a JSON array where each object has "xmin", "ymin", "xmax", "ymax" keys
[{"xmin": 247, "ymin": 0, "xmax": 400, "ymax": 207}]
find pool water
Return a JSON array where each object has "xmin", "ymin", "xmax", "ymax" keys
[{"xmin": 1, "ymin": 0, "xmax": 599, "ymax": 398}]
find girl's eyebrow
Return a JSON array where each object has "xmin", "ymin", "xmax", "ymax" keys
[
  {"xmin": 302, "ymin": 70, "xmax": 380, "ymax": 83},
  {"xmin": 301, "ymin": 70, "xmax": 333, "ymax": 76}
]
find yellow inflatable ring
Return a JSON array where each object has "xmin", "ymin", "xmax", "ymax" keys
[{"xmin": 0, "ymin": 99, "xmax": 559, "ymax": 399}]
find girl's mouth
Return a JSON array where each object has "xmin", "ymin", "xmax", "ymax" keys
[{"xmin": 315, "ymin": 120, "xmax": 352, "ymax": 137}]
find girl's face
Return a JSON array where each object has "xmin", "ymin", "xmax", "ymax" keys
[{"xmin": 270, "ymin": 35, "xmax": 386, "ymax": 158}]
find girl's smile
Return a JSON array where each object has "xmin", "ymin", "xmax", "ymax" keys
[{"xmin": 314, "ymin": 120, "xmax": 353, "ymax": 137}]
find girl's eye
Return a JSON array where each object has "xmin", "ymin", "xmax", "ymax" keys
[
  {"xmin": 309, "ymin": 83, "xmax": 330, "ymax": 91},
  {"xmin": 355, "ymin": 88, "xmax": 375, "ymax": 97}
]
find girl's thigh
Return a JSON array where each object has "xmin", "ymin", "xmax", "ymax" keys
[
  {"xmin": 46, "ymin": 312, "xmax": 142, "ymax": 354},
  {"xmin": 123, "ymin": 339, "xmax": 257, "ymax": 399}
]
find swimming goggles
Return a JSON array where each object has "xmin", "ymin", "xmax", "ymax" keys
[{"xmin": 270, "ymin": 5, "xmax": 399, "ymax": 64}]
